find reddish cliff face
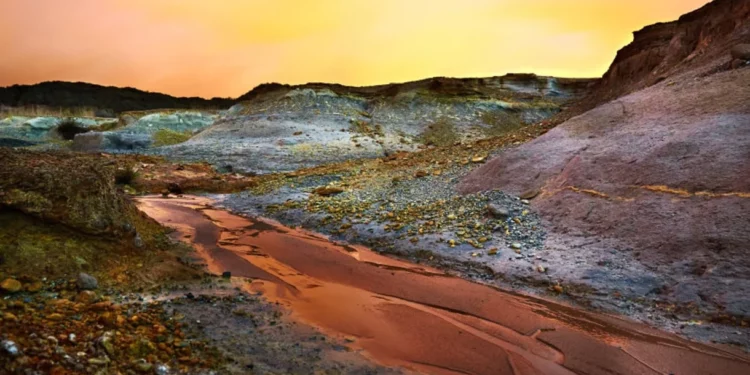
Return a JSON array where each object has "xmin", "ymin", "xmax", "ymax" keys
[
  {"xmin": 458, "ymin": 0, "xmax": 750, "ymax": 321},
  {"xmin": 597, "ymin": 0, "xmax": 750, "ymax": 102}
]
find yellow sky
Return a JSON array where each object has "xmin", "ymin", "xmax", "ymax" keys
[{"xmin": 0, "ymin": 0, "xmax": 710, "ymax": 98}]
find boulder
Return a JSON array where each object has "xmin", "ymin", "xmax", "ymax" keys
[{"xmin": 77, "ymin": 272, "xmax": 98, "ymax": 290}]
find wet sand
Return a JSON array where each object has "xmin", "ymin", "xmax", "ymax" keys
[{"xmin": 136, "ymin": 195, "xmax": 750, "ymax": 375}]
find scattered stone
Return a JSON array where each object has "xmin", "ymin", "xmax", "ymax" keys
[
  {"xmin": 1, "ymin": 278, "xmax": 23, "ymax": 293},
  {"xmin": 98, "ymin": 332, "xmax": 116, "ymax": 357},
  {"xmin": 134, "ymin": 361, "xmax": 154, "ymax": 373},
  {"xmin": 26, "ymin": 281, "xmax": 44, "ymax": 293},
  {"xmin": 3, "ymin": 312, "xmax": 18, "ymax": 322},
  {"xmin": 129, "ymin": 338, "xmax": 157, "ymax": 357},
  {"xmin": 537, "ymin": 265, "xmax": 546, "ymax": 273},
  {"xmin": 488, "ymin": 248, "xmax": 499, "ymax": 255},
  {"xmin": 134, "ymin": 233, "xmax": 144, "ymax": 248},
  {"xmin": 313, "ymin": 187, "xmax": 344, "ymax": 196},
  {"xmin": 47, "ymin": 313, "xmax": 64, "ymax": 321},
  {"xmin": 155, "ymin": 364, "xmax": 170, "ymax": 375},
  {"xmin": 519, "ymin": 189, "xmax": 540, "ymax": 200},
  {"xmin": 161, "ymin": 189, "xmax": 170, "ymax": 198},
  {"xmin": 730, "ymin": 43, "xmax": 750, "ymax": 61},
  {"xmin": 1, "ymin": 340, "xmax": 19, "ymax": 356},
  {"xmin": 75, "ymin": 290, "xmax": 98, "ymax": 304},
  {"xmin": 77, "ymin": 273, "xmax": 98, "ymax": 290},
  {"xmin": 511, "ymin": 242, "xmax": 522, "ymax": 250},
  {"xmin": 553, "ymin": 284, "xmax": 564, "ymax": 294},
  {"xmin": 414, "ymin": 170, "xmax": 429, "ymax": 178},
  {"xmin": 471, "ymin": 155, "xmax": 486, "ymax": 163},
  {"xmin": 487, "ymin": 204, "xmax": 509, "ymax": 219}
]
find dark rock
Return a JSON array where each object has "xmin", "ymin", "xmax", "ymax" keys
[
  {"xmin": 731, "ymin": 44, "xmax": 750, "ymax": 61},
  {"xmin": 167, "ymin": 183, "xmax": 183, "ymax": 195},
  {"xmin": 313, "ymin": 187, "xmax": 344, "ymax": 196},
  {"xmin": 77, "ymin": 273, "xmax": 98, "ymax": 290},
  {"xmin": 222, "ymin": 271, "xmax": 232, "ymax": 279}
]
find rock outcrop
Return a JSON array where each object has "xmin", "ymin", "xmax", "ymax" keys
[
  {"xmin": 458, "ymin": 0, "xmax": 750, "ymax": 319},
  {"xmin": 595, "ymin": 0, "xmax": 750, "ymax": 103},
  {"xmin": 0, "ymin": 149, "xmax": 168, "ymax": 277},
  {"xmin": 161, "ymin": 75, "xmax": 594, "ymax": 173}
]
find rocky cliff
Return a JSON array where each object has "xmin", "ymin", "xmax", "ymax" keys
[
  {"xmin": 459, "ymin": 0, "xmax": 750, "ymax": 321},
  {"xmin": 595, "ymin": 0, "xmax": 750, "ymax": 102}
]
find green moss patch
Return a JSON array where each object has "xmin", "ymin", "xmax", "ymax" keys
[
  {"xmin": 418, "ymin": 118, "xmax": 458, "ymax": 147},
  {"xmin": 152, "ymin": 129, "xmax": 192, "ymax": 147}
]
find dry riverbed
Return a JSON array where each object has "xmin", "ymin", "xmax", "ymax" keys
[{"xmin": 135, "ymin": 195, "xmax": 750, "ymax": 375}]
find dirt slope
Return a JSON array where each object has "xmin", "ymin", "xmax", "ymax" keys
[{"xmin": 459, "ymin": 0, "xmax": 750, "ymax": 320}]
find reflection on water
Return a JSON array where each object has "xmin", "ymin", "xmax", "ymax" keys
[{"xmin": 137, "ymin": 195, "xmax": 750, "ymax": 375}]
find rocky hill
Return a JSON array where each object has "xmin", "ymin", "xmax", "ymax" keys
[
  {"xmin": 593, "ymin": 0, "xmax": 750, "ymax": 104},
  {"xmin": 0, "ymin": 81, "xmax": 233, "ymax": 115},
  {"xmin": 459, "ymin": 0, "xmax": 750, "ymax": 323},
  {"xmin": 160, "ymin": 74, "xmax": 594, "ymax": 173}
]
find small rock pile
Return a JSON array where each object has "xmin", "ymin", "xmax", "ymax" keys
[{"xmin": 0, "ymin": 274, "xmax": 223, "ymax": 374}]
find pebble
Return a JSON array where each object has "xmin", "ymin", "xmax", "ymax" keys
[
  {"xmin": 77, "ymin": 273, "xmax": 98, "ymax": 290},
  {"xmin": 155, "ymin": 364, "xmax": 170, "ymax": 375},
  {"xmin": 3, "ymin": 312, "xmax": 18, "ymax": 321},
  {"xmin": 75, "ymin": 290, "xmax": 98, "ymax": 304},
  {"xmin": 1, "ymin": 340, "xmax": 19, "ymax": 356},
  {"xmin": 1, "ymin": 278, "xmax": 22, "ymax": 293},
  {"xmin": 486, "ymin": 204, "xmax": 509, "ymax": 220},
  {"xmin": 511, "ymin": 242, "xmax": 522, "ymax": 250},
  {"xmin": 134, "ymin": 233, "xmax": 144, "ymax": 248}
]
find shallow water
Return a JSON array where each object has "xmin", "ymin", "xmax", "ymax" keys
[{"xmin": 136, "ymin": 195, "xmax": 750, "ymax": 375}]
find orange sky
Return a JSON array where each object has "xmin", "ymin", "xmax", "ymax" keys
[{"xmin": 0, "ymin": 0, "xmax": 710, "ymax": 98}]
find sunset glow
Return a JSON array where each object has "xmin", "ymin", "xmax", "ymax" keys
[{"xmin": 0, "ymin": 0, "xmax": 710, "ymax": 97}]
